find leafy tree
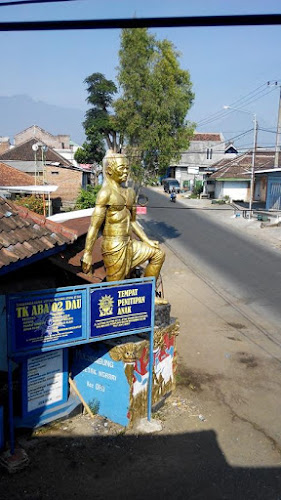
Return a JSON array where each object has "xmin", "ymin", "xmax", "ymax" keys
[
  {"xmin": 75, "ymin": 185, "xmax": 101, "ymax": 210},
  {"xmin": 115, "ymin": 28, "xmax": 195, "ymax": 175},
  {"xmin": 75, "ymin": 73, "xmax": 122, "ymax": 164}
]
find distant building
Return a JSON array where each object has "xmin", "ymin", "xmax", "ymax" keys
[
  {"xmin": 14, "ymin": 125, "xmax": 70, "ymax": 149},
  {"xmin": 169, "ymin": 132, "xmax": 238, "ymax": 190},
  {"xmin": 208, "ymin": 150, "xmax": 281, "ymax": 203},
  {"xmin": 0, "ymin": 137, "xmax": 10, "ymax": 155},
  {"xmin": 14, "ymin": 125, "xmax": 81, "ymax": 168},
  {"xmin": 0, "ymin": 137, "xmax": 88, "ymax": 212}
]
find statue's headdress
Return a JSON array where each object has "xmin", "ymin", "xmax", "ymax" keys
[{"xmin": 103, "ymin": 149, "xmax": 128, "ymax": 176}]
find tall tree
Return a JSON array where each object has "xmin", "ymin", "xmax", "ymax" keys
[
  {"xmin": 115, "ymin": 28, "xmax": 195, "ymax": 175},
  {"xmin": 75, "ymin": 73, "xmax": 122, "ymax": 164}
]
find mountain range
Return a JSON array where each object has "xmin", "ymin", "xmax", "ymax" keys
[{"xmin": 0, "ymin": 95, "xmax": 85, "ymax": 145}]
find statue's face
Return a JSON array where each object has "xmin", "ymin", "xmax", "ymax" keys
[{"xmin": 109, "ymin": 158, "xmax": 129, "ymax": 184}]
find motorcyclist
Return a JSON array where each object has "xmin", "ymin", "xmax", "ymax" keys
[{"xmin": 170, "ymin": 187, "xmax": 176, "ymax": 202}]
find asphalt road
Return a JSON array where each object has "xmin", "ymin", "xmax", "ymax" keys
[{"xmin": 141, "ymin": 187, "xmax": 281, "ymax": 346}]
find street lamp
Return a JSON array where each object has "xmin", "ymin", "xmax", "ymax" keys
[{"xmin": 223, "ymin": 105, "xmax": 258, "ymax": 214}]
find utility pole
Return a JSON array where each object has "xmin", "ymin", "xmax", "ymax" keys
[
  {"xmin": 267, "ymin": 81, "xmax": 281, "ymax": 168},
  {"xmin": 223, "ymin": 105, "xmax": 258, "ymax": 215},
  {"xmin": 274, "ymin": 86, "xmax": 281, "ymax": 168},
  {"xmin": 249, "ymin": 115, "xmax": 258, "ymax": 212}
]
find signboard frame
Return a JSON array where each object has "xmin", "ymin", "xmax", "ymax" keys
[
  {"xmin": 89, "ymin": 279, "xmax": 154, "ymax": 341},
  {"xmin": 6, "ymin": 278, "xmax": 155, "ymax": 454},
  {"xmin": 7, "ymin": 278, "xmax": 155, "ymax": 356},
  {"xmin": 7, "ymin": 286, "xmax": 88, "ymax": 357}
]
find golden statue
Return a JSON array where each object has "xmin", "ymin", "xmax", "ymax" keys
[{"xmin": 82, "ymin": 150, "xmax": 165, "ymax": 291}]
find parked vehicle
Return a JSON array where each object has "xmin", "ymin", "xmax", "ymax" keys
[{"xmin": 163, "ymin": 178, "xmax": 180, "ymax": 194}]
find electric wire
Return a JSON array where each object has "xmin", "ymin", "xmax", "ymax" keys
[
  {"xmin": 124, "ymin": 129, "xmax": 254, "ymax": 162},
  {"xmin": 0, "ymin": 0, "xmax": 77, "ymax": 6},
  {"xmin": 0, "ymin": 13, "xmax": 281, "ymax": 31},
  {"xmin": 196, "ymin": 85, "xmax": 278, "ymax": 129},
  {"xmin": 196, "ymin": 84, "xmax": 268, "ymax": 127}
]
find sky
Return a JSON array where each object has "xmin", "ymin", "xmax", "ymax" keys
[{"xmin": 0, "ymin": 0, "xmax": 281, "ymax": 149}]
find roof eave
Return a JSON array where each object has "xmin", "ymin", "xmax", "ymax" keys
[{"xmin": 0, "ymin": 244, "xmax": 67, "ymax": 277}]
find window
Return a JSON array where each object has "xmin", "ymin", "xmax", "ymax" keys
[
  {"xmin": 206, "ymin": 148, "xmax": 213, "ymax": 160},
  {"xmin": 51, "ymin": 171, "xmax": 59, "ymax": 175}
]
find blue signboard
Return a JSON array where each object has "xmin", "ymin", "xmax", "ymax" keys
[
  {"xmin": 8, "ymin": 289, "xmax": 87, "ymax": 355},
  {"xmin": 6, "ymin": 279, "xmax": 155, "ymax": 452},
  {"xmin": 72, "ymin": 344, "xmax": 130, "ymax": 427},
  {"xmin": 90, "ymin": 282, "xmax": 153, "ymax": 338}
]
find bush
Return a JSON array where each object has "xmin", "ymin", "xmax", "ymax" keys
[
  {"xmin": 145, "ymin": 175, "xmax": 159, "ymax": 186},
  {"xmin": 192, "ymin": 181, "xmax": 203, "ymax": 196},
  {"xmin": 75, "ymin": 185, "xmax": 101, "ymax": 209},
  {"xmin": 15, "ymin": 195, "xmax": 45, "ymax": 215}
]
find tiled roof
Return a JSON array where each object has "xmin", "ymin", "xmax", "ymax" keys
[
  {"xmin": 0, "ymin": 138, "xmax": 73, "ymax": 167},
  {"xmin": 50, "ymin": 217, "xmax": 106, "ymax": 283},
  {"xmin": 0, "ymin": 197, "xmax": 77, "ymax": 273},
  {"xmin": 0, "ymin": 162, "xmax": 33, "ymax": 186},
  {"xmin": 50, "ymin": 236, "xmax": 105, "ymax": 284},
  {"xmin": 209, "ymin": 151, "xmax": 281, "ymax": 180},
  {"xmin": 192, "ymin": 133, "xmax": 222, "ymax": 142}
]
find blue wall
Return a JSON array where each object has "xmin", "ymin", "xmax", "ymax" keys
[{"xmin": 266, "ymin": 172, "xmax": 281, "ymax": 210}]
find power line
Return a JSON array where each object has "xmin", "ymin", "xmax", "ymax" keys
[
  {"xmin": 0, "ymin": 0, "xmax": 77, "ymax": 6},
  {"xmin": 0, "ymin": 14, "xmax": 281, "ymax": 32},
  {"xmin": 259, "ymin": 127, "xmax": 281, "ymax": 135},
  {"xmin": 228, "ymin": 82, "xmax": 267, "ymax": 108},
  {"xmin": 196, "ymin": 84, "xmax": 278, "ymax": 129},
  {"xmin": 196, "ymin": 83, "xmax": 268, "ymax": 127}
]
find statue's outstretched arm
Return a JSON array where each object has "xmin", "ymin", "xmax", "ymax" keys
[{"xmin": 82, "ymin": 189, "xmax": 109, "ymax": 274}]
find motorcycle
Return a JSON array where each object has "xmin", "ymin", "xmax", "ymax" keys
[{"xmin": 170, "ymin": 191, "xmax": 177, "ymax": 203}]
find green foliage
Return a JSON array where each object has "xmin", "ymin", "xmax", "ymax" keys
[
  {"xmin": 79, "ymin": 72, "xmax": 120, "ymax": 163},
  {"xmin": 115, "ymin": 28, "xmax": 195, "ymax": 175},
  {"xmin": 15, "ymin": 195, "xmax": 44, "ymax": 215},
  {"xmin": 145, "ymin": 176, "xmax": 159, "ymax": 186},
  {"xmin": 211, "ymin": 199, "xmax": 226, "ymax": 205},
  {"xmin": 75, "ymin": 185, "xmax": 101, "ymax": 210},
  {"xmin": 79, "ymin": 30, "xmax": 194, "ymax": 176},
  {"xmin": 193, "ymin": 181, "xmax": 203, "ymax": 196}
]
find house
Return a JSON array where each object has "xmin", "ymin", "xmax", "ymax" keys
[
  {"xmin": 255, "ymin": 168, "xmax": 281, "ymax": 210},
  {"xmin": 169, "ymin": 133, "xmax": 238, "ymax": 190},
  {"xmin": 0, "ymin": 161, "xmax": 35, "ymax": 191},
  {"xmin": 14, "ymin": 125, "xmax": 81, "ymax": 168},
  {"xmin": 14, "ymin": 125, "xmax": 70, "ymax": 150},
  {"xmin": 0, "ymin": 138, "xmax": 88, "ymax": 212},
  {"xmin": 0, "ymin": 161, "xmax": 59, "ymax": 216},
  {"xmin": 0, "ymin": 137, "xmax": 10, "ymax": 155},
  {"xmin": 207, "ymin": 150, "xmax": 280, "ymax": 203}
]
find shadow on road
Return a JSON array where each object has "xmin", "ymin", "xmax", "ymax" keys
[
  {"xmin": 141, "ymin": 219, "xmax": 181, "ymax": 243},
  {"xmin": 1, "ymin": 430, "xmax": 280, "ymax": 499}
]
